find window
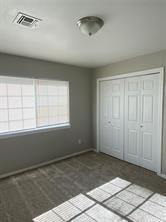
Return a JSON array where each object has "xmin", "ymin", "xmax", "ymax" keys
[{"xmin": 0, "ymin": 76, "xmax": 69, "ymax": 136}]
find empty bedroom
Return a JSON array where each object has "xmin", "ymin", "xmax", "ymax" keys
[{"xmin": 0, "ymin": 0, "xmax": 165, "ymax": 221}]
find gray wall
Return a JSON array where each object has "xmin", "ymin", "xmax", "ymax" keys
[
  {"xmin": 0, "ymin": 53, "xmax": 92, "ymax": 176},
  {"xmin": 1, "ymin": 50, "xmax": 166, "ymax": 177},
  {"xmin": 93, "ymin": 50, "xmax": 166, "ymax": 174}
]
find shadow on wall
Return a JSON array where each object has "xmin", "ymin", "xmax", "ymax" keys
[{"xmin": 33, "ymin": 177, "xmax": 166, "ymax": 222}]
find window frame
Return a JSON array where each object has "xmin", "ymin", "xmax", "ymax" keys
[{"xmin": 0, "ymin": 76, "xmax": 71, "ymax": 138}]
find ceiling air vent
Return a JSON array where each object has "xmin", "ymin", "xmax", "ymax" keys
[{"xmin": 13, "ymin": 12, "xmax": 41, "ymax": 28}]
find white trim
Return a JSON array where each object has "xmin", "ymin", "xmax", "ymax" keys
[
  {"xmin": 67, "ymin": 81, "xmax": 71, "ymax": 127},
  {"xmin": 157, "ymin": 173, "xmax": 166, "ymax": 179},
  {"xmin": 96, "ymin": 67, "xmax": 164, "ymax": 175},
  {"xmin": 0, "ymin": 148, "xmax": 93, "ymax": 179},
  {"xmin": 156, "ymin": 68, "xmax": 164, "ymax": 174},
  {"xmin": 97, "ymin": 67, "xmax": 164, "ymax": 81},
  {"xmin": 0, "ymin": 123, "xmax": 71, "ymax": 139},
  {"xmin": 96, "ymin": 78, "xmax": 100, "ymax": 154}
]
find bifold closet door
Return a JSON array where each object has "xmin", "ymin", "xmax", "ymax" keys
[
  {"xmin": 124, "ymin": 74, "xmax": 159, "ymax": 172},
  {"xmin": 100, "ymin": 79, "xmax": 124, "ymax": 160},
  {"xmin": 139, "ymin": 74, "xmax": 159, "ymax": 171},
  {"xmin": 124, "ymin": 77, "xmax": 140, "ymax": 166}
]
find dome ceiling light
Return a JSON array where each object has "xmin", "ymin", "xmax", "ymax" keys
[{"xmin": 77, "ymin": 16, "xmax": 104, "ymax": 36}]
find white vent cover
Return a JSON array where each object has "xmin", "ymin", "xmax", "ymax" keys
[{"xmin": 13, "ymin": 12, "xmax": 41, "ymax": 28}]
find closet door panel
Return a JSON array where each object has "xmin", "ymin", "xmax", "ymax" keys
[
  {"xmin": 139, "ymin": 75, "xmax": 159, "ymax": 171},
  {"xmin": 100, "ymin": 79, "xmax": 124, "ymax": 160},
  {"xmin": 110, "ymin": 79, "xmax": 124, "ymax": 159},
  {"xmin": 100, "ymin": 81, "xmax": 112, "ymax": 153},
  {"xmin": 110, "ymin": 81, "xmax": 122, "ymax": 157},
  {"xmin": 128, "ymin": 129, "xmax": 138, "ymax": 156},
  {"xmin": 124, "ymin": 77, "xmax": 140, "ymax": 166}
]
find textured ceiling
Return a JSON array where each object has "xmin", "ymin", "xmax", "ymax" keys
[{"xmin": 0, "ymin": 0, "xmax": 165, "ymax": 67}]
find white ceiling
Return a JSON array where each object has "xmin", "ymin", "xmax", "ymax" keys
[{"xmin": 0, "ymin": 0, "xmax": 165, "ymax": 68}]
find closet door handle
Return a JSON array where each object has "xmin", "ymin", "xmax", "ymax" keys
[{"xmin": 140, "ymin": 125, "xmax": 143, "ymax": 128}]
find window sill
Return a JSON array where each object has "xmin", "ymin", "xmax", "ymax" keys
[{"xmin": 0, "ymin": 123, "xmax": 71, "ymax": 139}]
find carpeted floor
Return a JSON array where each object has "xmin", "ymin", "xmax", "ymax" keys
[{"xmin": 0, "ymin": 151, "xmax": 165, "ymax": 222}]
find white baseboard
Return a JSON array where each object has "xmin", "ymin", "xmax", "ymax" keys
[
  {"xmin": 0, "ymin": 148, "xmax": 93, "ymax": 179},
  {"xmin": 158, "ymin": 173, "xmax": 166, "ymax": 179}
]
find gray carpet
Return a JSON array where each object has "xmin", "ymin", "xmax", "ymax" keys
[{"xmin": 0, "ymin": 151, "xmax": 165, "ymax": 222}]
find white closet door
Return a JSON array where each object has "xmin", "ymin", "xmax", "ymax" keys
[
  {"xmin": 100, "ymin": 79, "xmax": 124, "ymax": 159},
  {"xmin": 124, "ymin": 77, "xmax": 141, "ymax": 166},
  {"xmin": 124, "ymin": 74, "xmax": 159, "ymax": 171},
  {"xmin": 139, "ymin": 74, "xmax": 159, "ymax": 171}
]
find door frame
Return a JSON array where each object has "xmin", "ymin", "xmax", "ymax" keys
[{"xmin": 96, "ymin": 67, "xmax": 164, "ymax": 175}]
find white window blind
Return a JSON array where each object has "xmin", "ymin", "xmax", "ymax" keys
[
  {"xmin": 0, "ymin": 76, "xmax": 69, "ymax": 135},
  {"xmin": 36, "ymin": 80, "xmax": 69, "ymax": 127}
]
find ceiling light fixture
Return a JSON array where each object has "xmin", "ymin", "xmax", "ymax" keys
[{"xmin": 77, "ymin": 16, "xmax": 104, "ymax": 36}]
